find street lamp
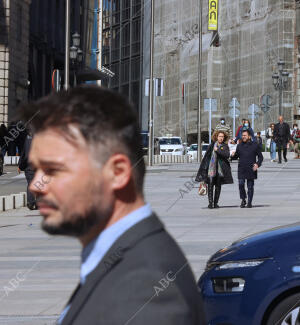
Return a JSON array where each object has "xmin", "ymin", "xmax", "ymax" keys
[
  {"xmin": 272, "ymin": 59, "xmax": 289, "ymax": 116},
  {"xmin": 69, "ymin": 33, "xmax": 83, "ymax": 87},
  {"xmin": 72, "ymin": 32, "xmax": 81, "ymax": 47},
  {"xmin": 70, "ymin": 46, "xmax": 78, "ymax": 61},
  {"xmin": 77, "ymin": 49, "xmax": 83, "ymax": 63}
]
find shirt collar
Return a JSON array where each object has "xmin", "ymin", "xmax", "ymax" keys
[{"xmin": 80, "ymin": 203, "xmax": 152, "ymax": 284}]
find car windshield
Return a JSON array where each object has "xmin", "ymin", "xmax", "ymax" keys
[
  {"xmin": 190, "ymin": 145, "xmax": 198, "ymax": 151},
  {"xmin": 159, "ymin": 138, "xmax": 181, "ymax": 145},
  {"xmin": 202, "ymin": 144, "xmax": 209, "ymax": 151}
]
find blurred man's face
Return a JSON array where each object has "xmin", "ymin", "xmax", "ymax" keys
[
  {"xmin": 279, "ymin": 116, "xmax": 284, "ymax": 123},
  {"xmin": 242, "ymin": 132, "xmax": 250, "ymax": 142},
  {"xmin": 29, "ymin": 128, "xmax": 113, "ymax": 237}
]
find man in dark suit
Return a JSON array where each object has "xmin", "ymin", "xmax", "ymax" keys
[
  {"xmin": 18, "ymin": 131, "xmax": 37, "ymax": 210},
  {"xmin": 232, "ymin": 129, "xmax": 263, "ymax": 208},
  {"xmin": 273, "ymin": 115, "xmax": 292, "ymax": 163},
  {"xmin": 20, "ymin": 86, "xmax": 203, "ymax": 325}
]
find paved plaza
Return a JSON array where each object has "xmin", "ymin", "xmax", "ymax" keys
[{"xmin": 0, "ymin": 159, "xmax": 299, "ymax": 324}]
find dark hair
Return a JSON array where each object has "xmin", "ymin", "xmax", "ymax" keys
[
  {"xmin": 242, "ymin": 129, "xmax": 251, "ymax": 136},
  {"xmin": 257, "ymin": 132, "xmax": 261, "ymax": 135},
  {"xmin": 19, "ymin": 86, "xmax": 145, "ymax": 192},
  {"xmin": 212, "ymin": 130, "xmax": 229, "ymax": 143},
  {"xmin": 220, "ymin": 117, "xmax": 225, "ymax": 121},
  {"xmin": 293, "ymin": 123, "xmax": 298, "ymax": 128}
]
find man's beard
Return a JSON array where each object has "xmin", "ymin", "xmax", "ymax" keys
[{"xmin": 41, "ymin": 205, "xmax": 112, "ymax": 237}]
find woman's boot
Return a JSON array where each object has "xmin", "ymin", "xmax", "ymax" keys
[
  {"xmin": 208, "ymin": 184, "xmax": 214, "ymax": 209},
  {"xmin": 214, "ymin": 185, "xmax": 221, "ymax": 208}
]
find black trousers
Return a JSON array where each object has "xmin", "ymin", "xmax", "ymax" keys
[
  {"xmin": 25, "ymin": 170, "xmax": 35, "ymax": 205},
  {"xmin": 207, "ymin": 177, "xmax": 222, "ymax": 205},
  {"xmin": 277, "ymin": 141, "xmax": 287, "ymax": 162},
  {"xmin": 239, "ymin": 179, "xmax": 254, "ymax": 204}
]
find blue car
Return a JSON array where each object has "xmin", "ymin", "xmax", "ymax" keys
[{"xmin": 198, "ymin": 223, "xmax": 300, "ymax": 325}]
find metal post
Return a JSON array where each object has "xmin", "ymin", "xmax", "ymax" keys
[
  {"xmin": 153, "ymin": 79, "xmax": 156, "ymax": 146},
  {"xmin": 279, "ymin": 79, "xmax": 283, "ymax": 116},
  {"xmin": 209, "ymin": 98, "xmax": 212, "ymax": 144},
  {"xmin": 97, "ymin": 0, "xmax": 103, "ymax": 87},
  {"xmin": 148, "ymin": 0, "xmax": 155, "ymax": 166},
  {"xmin": 64, "ymin": 0, "xmax": 70, "ymax": 90},
  {"xmin": 183, "ymin": 83, "xmax": 187, "ymax": 144},
  {"xmin": 233, "ymin": 98, "xmax": 236, "ymax": 137},
  {"xmin": 197, "ymin": 0, "xmax": 203, "ymax": 163},
  {"xmin": 252, "ymin": 104, "xmax": 255, "ymax": 131},
  {"xmin": 264, "ymin": 112, "xmax": 267, "ymax": 152}
]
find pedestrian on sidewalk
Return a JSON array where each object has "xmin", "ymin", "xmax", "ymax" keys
[
  {"xmin": 18, "ymin": 130, "xmax": 36, "ymax": 210},
  {"xmin": 215, "ymin": 117, "xmax": 232, "ymax": 139},
  {"xmin": 195, "ymin": 130, "xmax": 233, "ymax": 209},
  {"xmin": 236, "ymin": 119, "xmax": 246, "ymax": 138},
  {"xmin": 234, "ymin": 119, "xmax": 255, "ymax": 144},
  {"xmin": 0, "ymin": 124, "xmax": 8, "ymax": 157},
  {"xmin": 291, "ymin": 123, "xmax": 300, "ymax": 159},
  {"xmin": 232, "ymin": 129, "xmax": 263, "ymax": 208},
  {"xmin": 266, "ymin": 123, "xmax": 276, "ymax": 162},
  {"xmin": 20, "ymin": 86, "xmax": 204, "ymax": 325},
  {"xmin": 273, "ymin": 116, "xmax": 292, "ymax": 164},
  {"xmin": 255, "ymin": 132, "xmax": 263, "ymax": 150}
]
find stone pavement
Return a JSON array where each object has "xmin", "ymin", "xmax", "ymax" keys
[
  {"xmin": 0, "ymin": 158, "xmax": 299, "ymax": 324},
  {"xmin": 0, "ymin": 166, "xmax": 26, "ymax": 196}
]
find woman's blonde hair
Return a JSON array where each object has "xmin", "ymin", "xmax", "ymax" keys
[{"xmin": 212, "ymin": 130, "xmax": 229, "ymax": 143}]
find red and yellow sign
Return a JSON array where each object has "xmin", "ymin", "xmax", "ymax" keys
[{"xmin": 208, "ymin": 0, "xmax": 218, "ymax": 31}]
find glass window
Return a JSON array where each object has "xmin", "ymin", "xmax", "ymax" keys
[
  {"xmin": 121, "ymin": 84, "xmax": 129, "ymax": 97},
  {"xmin": 132, "ymin": 0, "xmax": 141, "ymax": 16},
  {"xmin": 103, "ymin": 0, "xmax": 111, "ymax": 28},
  {"xmin": 121, "ymin": 60, "xmax": 130, "ymax": 84},
  {"xmin": 131, "ymin": 57, "xmax": 140, "ymax": 81},
  {"xmin": 122, "ymin": 0, "xmax": 130, "ymax": 21},
  {"xmin": 131, "ymin": 19, "xmax": 141, "ymax": 55},
  {"xmin": 131, "ymin": 81, "xmax": 140, "ymax": 108},
  {"xmin": 121, "ymin": 23, "xmax": 130, "ymax": 58},
  {"xmin": 112, "ymin": 0, "xmax": 120, "ymax": 24}
]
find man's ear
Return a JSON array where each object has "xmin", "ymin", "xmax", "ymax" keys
[{"xmin": 105, "ymin": 154, "xmax": 132, "ymax": 191}]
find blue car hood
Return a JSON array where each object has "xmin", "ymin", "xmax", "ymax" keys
[{"xmin": 209, "ymin": 222, "xmax": 300, "ymax": 262}]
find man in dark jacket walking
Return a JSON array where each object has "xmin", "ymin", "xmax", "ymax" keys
[
  {"xmin": 233, "ymin": 129, "xmax": 263, "ymax": 208},
  {"xmin": 273, "ymin": 116, "xmax": 292, "ymax": 164},
  {"xmin": 18, "ymin": 132, "xmax": 36, "ymax": 210}
]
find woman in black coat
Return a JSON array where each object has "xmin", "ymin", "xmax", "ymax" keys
[{"xmin": 195, "ymin": 130, "xmax": 233, "ymax": 209}]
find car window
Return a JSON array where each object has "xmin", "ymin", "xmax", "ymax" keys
[
  {"xmin": 159, "ymin": 138, "xmax": 181, "ymax": 145},
  {"xmin": 190, "ymin": 145, "xmax": 198, "ymax": 151},
  {"xmin": 202, "ymin": 144, "xmax": 209, "ymax": 151}
]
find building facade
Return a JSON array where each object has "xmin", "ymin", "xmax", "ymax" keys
[
  {"xmin": 102, "ymin": 0, "xmax": 144, "ymax": 121},
  {"xmin": 0, "ymin": 0, "xmax": 31, "ymax": 124},
  {"xmin": 152, "ymin": 0, "xmax": 300, "ymax": 142},
  {"xmin": 29, "ymin": 0, "xmax": 101, "ymax": 100}
]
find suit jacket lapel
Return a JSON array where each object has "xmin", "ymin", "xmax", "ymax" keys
[{"xmin": 62, "ymin": 213, "xmax": 164, "ymax": 325}]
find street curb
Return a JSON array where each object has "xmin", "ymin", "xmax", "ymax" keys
[{"xmin": 0, "ymin": 192, "xmax": 27, "ymax": 211}]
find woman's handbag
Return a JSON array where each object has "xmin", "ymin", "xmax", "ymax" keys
[{"xmin": 198, "ymin": 182, "xmax": 208, "ymax": 196}]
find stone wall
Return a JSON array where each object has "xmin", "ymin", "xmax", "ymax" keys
[{"xmin": 0, "ymin": 0, "xmax": 31, "ymax": 124}]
